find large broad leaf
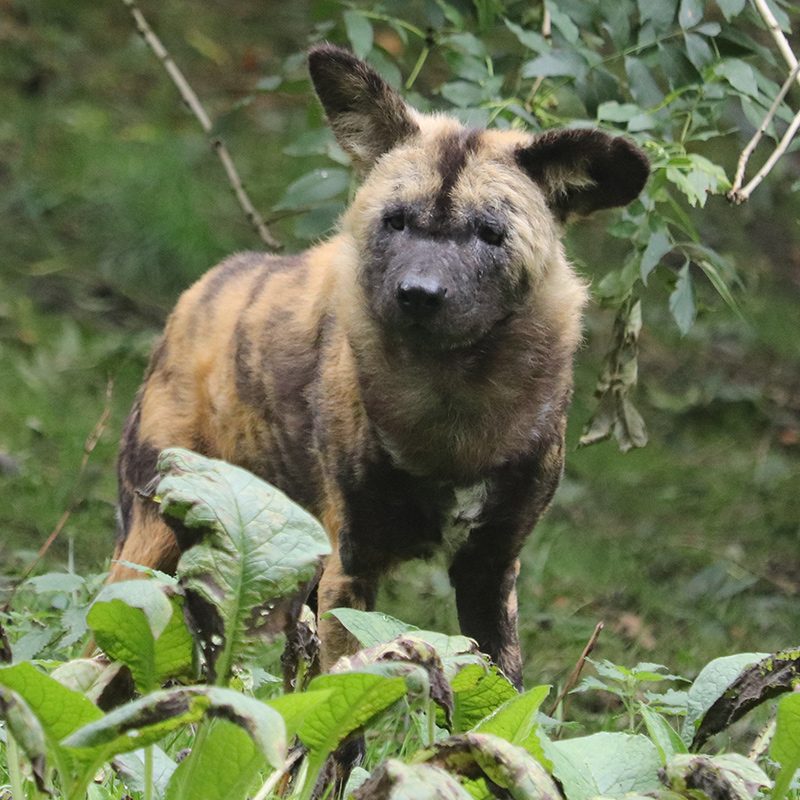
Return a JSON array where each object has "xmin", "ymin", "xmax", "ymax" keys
[
  {"xmin": 333, "ymin": 635, "xmax": 454, "ymax": 724},
  {"xmin": 326, "ymin": 608, "xmax": 418, "ymax": 648},
  {"xmin": 424, "ymin": 732, "xmax": 560, "ymax": 800},
  {"xmin": 449, "ymin": 663, "xmax": 518, "ymax": 732},
  {"xmin": 0, "ymin": 686, "xmax": 48, "ymax": 791},
  {"xmin": 0, "ymin": 662, "xmax": 103, "ymax": 742},
  {"xmin": 164, "ymin": 719, "xmax": 265, "ymax": 800},
  {"xmin": 544, "ymin": 732, "xmax": 662, "ymax": 800},
  {"xmin": 87, "ymin": 580, "xmax": 193, "ymax": 693},
  {"xmin": 51, "ymin": 658, "xmax": 129, "ymax": 709},
  {"xmin": 63, "ymin": 685, "xmax": 286, "ymax": 771},
  {"xmin": 0, "ymin": 662, "xmax": 104, "ymax": 794},
  {"xmin": 661, "ymin": 753, "xmax": 770, "ymax": 800},
  {"xmin": 115, "ymin": 746, "xmax": 177, "ymax": 800},
  {"xmin": 353, "ymin": 759, "xmax": 473, "ymax": 799},
  {"xmin": 473, "ymin": 685, "xmax": 551, "ymax": 765},
  {"xmin": 683, "ymin": 651, "xmax": 767, "ymax": 746},
  {"xmin": 299, "ymin": 672, "xmax": 407, "ymax": 762},
  {"xmin": 155, "ymin": 448, "xmax": 331, "ymax": 683},
  {"xmin": 771, "ymin": 692, "xmax": 800, "ymax": 800}
]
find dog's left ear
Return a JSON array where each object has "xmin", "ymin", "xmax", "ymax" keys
[
  {"xmin": 516, "ymin": 129, "xmax": 649, "ymax": 219},
  {"xmin": 308, "ymin": 44, "xmax": 420, "ymax": 173}
]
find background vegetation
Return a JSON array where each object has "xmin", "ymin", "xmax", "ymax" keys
[{"xmin": 1, "ymin": 0, "xmax": 798, "ymax": 701}]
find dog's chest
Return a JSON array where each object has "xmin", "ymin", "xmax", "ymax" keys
[{"xmin": 441, "ymin": 481, "xmax": 489, "ymax": 554}]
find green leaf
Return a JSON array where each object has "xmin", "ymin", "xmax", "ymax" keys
[
  {"xmin": 684, "ymin": 32, "xmax": 714, "ymax": 70},
  {"xmin": 772, "ymin": 693, "xmax": 800, "ymax": 800},
  {"xmin": 64, "ymin": 685, "xmax": 286, "ymax": 770},
  {"xmin": 156, "ymin": 448, "xmax": 331, "ymax": 683},
  {"xmin": 450, "ymin": 663, "xmax": 518, "ymax": 732},
  {"xmin": 625, "ymin": 57, "xmax": 664, "ymax": 107},
  {"xmin": 115, "ymin": 746, "xmax": 177, "ymax": 800},
  {"xmin": 639, "ymin": 704, "xmax": 687, "ymax": 764},
  {"xmin": 546, "ymin": 0, "xmax": 579, "ymax": 43},
  {"xmin": 274, "ymin": 168, "xmax": 350, "ymax": 210},
  {"xmin": 0, "ymin": 686, "xmax": 48, "ymax": 792},
  {"xmin": 678, "ymin": 0, "xmax": 703, "ymax": 29},
  {"xmin": 88, "ymin": 583, "xmax": 193, "ymax": 691},
  {"xmin": 441, "ymin": 80, "xmax": 488, "ymax": 108},
  {"xmin": 165, "ymin": 719, "xmax": 265, "ymax": 800},
  {"xmin": 353, "ymin": 760, "xmax": 473, "ymax": 799},
  {"xmin": 25, "ymin": 572, "xmax": 86, "ymax": 594},
  {"xmin": 697, "ymin": 258, "xmax": 744, "ymax": 319},
  {"xmin": 473, "ymin": 685, "xmax": 551, "ymax": 765},
  {"xmin": 683, "ymin": 652, "xmax": 767, "ymax": 744},
  {"xmin": 343, "ymin": 10, "xmax": 373, "ymax": 59},
  {"xmin": 717, "ymin": 0, "xmax": 746, "ymax": 20},
  {"xmin": 51, "ymin": 659, "xmax": 126, "ymax": 706},
  {"xmin": 662, "ymin": 753, "xmax": 770, "ymax": 800},
  {"xmin": 266, "ymin": 689, "xmax": 335, "ymax": 740},
  {"xmin": 546, "ymin": 732, "xmax": 662, "ymax": 800},
  {"xmin": 334, "ymin": 635, "xmax": 454, "ymax": 723},
  {"xmin": 426, "ymin": 732, "xmax": 561, "ymax": 800},
  {"xmin": 299, "ymin": 672, "xmax": 407, "ymax": 760},
  {"xmin": 638, "ymin": 0, "xmax": 677, "ymax": 32},
  {"xmin": 504, "ymin": 18, "xmax": 547, "ymax": 53},
  {"xmin": 522, "ymin": 50, "xmax": 587, "ymax": 79},
  {"xmin": 326, "ymin": 608, "xmax": 417, "ymax": 648},
  {"xmin": 0, "ymin": 662, "xmax": 103, "ymax": 742},
  {"xmin": 640, "ymin": 229, "xmax": 673, "ymax": 283},
  {"xmin": 669, "ymin": 261, "xmax": 695, "ymax": 334},
  {"xmin": 87, "ymin": 581, "xmax": 175, "ymax": 693},
  {"xmin": 715, "ymin": 59, "xmax": 760, "ymax": 98}
]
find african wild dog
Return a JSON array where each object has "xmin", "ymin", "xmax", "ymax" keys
[{"xmin": 113, "ymin": 44, "xmax": 648, "ymax": 688}]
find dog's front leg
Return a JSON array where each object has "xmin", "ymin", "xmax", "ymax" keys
[
  {"xmin": 450, "ymin": 548, "xmax": 524, "ymax": 688},
  {"xmin": 449, "ymin": 438, "xmax": 566, "ymax": 689},
  {"xmin": 316, "ymin": 547, "xmax": 379, "ymax": 672}
]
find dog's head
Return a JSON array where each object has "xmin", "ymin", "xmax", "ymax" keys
[{"xmin": 309, "ymin": 45, "xmax": 648, "ymax": 353}]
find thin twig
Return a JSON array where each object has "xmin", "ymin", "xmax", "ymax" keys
[
  {"xmin": 748, "ymin": 717, "xmax": 776, "ymax": 761},
  {"xmin": 525, "ymin": 3, "xmax": 553, "ymax": 112},
  {"xmin": 2, "ymin": 379, "xmax": 115, "ymax": 611},
  {"xmin": 728, "ymin": 0, "xmax": 800, "ymax": 203},
  {"xmin": 729, "ymin": 61, "xmax": 800, "ymax": 198},
  {"xmin": 548, "ymin": 621, "xmax": 604, "ymax": 717},
  {"xmin": 732, "ymin": 105, "xmax": 800, "ymax": 203},
  {"xmin": 252, "ymin": 749, "xmax": 304, "ymax": 800},
  {"xmin": 751, "ymin": 0, "xmax": 799, "ymax": 77},
  {"xmin": 121, "ymin": 0, "xmax": 281, "ymax": 250}
]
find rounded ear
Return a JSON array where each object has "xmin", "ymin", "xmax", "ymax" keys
[
  {"xmin": 308, "ymin": 44, "xmax": 420, "ymax": 173},
  {"xmin": 515, "ymin": 129, "xmax": 649, "ymax": 219}
]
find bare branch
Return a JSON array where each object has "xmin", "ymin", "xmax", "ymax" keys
[
  {"xmin": 751, "ymin": 0, "xmax": 799, "ymax": 77},
  {"xmin": 731, "ymin": 105, "xmax": 800, "ymax": 203},
  {"xmin": 729, "ymin": 61, "xmax": 800, "ymax": 200},
  {"xmin": 728, "ymin": 0, "xmax": 800, "ymax": 203},
  {"xmin": 548, "ymin": 621, "xmax": 604, "ymax": 718},
  {"xmin": 121, "ymin": 0, "xmax": 281, "ymax": 250}
]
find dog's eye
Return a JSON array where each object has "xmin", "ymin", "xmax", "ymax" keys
[
  {"xmin": 385, "ymin": 211, "xmax": 406, "ymax": 232},
  {"xmin": 477, "ymin": 222, "xmax": 505, "ymax": 246}
]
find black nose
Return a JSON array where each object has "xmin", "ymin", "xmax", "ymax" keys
[{"xmin": 396, "ymin": 277, "xmax": 446, "ymax": 318}]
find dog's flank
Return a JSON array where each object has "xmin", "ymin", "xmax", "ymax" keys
[{"xmin": 113, "ymin": 44, "xmax": 649, "ymax": 688}]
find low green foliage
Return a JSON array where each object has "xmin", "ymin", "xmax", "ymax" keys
[{"xmin": 1, "ymin": 451, "xmax": 798, "ymax": 800}]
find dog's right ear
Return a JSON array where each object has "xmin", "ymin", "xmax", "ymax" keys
[{"xmin": 308, "ymin": 44, "xmax": 420, "ymax": 173}]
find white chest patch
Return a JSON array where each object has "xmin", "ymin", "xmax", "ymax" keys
[{"xmin": 442, "ymin": 481, "xmax": 489, "ymax": 555}]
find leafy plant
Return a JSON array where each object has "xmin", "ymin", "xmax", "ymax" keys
[{"xmin": 1, "ymin": 450, "xmax": 799, "ymax": 799}]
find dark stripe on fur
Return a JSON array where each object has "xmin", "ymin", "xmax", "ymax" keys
[{"xmin": 432, "ymin": 129, "xmax": 482, "ymax": 223}]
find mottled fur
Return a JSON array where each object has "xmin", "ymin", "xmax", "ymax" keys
[{"xmin": 113, "ymin": 45, "xmax": 648, "ymax": 687}]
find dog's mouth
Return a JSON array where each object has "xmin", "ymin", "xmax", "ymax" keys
[{"xmin": 395, "ymin": 312, "xmax": 515, "ymax": 355}]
